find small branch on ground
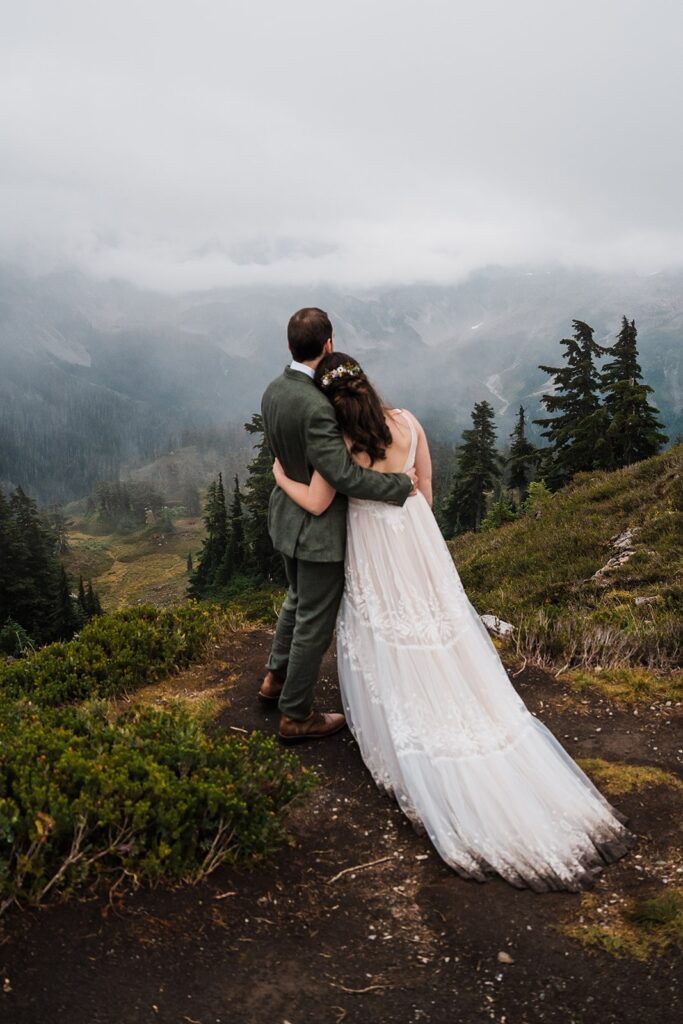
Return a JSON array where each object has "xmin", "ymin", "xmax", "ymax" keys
[
  {"xmin": 327, "ymin": 855, "xmax": 393, "ymax": 884},
  {"xmin": 512, "ymin": 657, "xmax": 527, "ymax": 677},
  {"xmin": 328, "ymin": 981, "xmax": 390, "ymax": 994}
]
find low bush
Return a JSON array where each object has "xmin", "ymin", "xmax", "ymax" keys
[
  {"xmin": 0, "ymin": 700, "xmax": 314, "ymax": 915},
  {"xmin": 226, "ymin": 584, "xmax": 287, "ymax": 625},
  {"xmin": 0, "ymin": 601, "xmax": 226, "ymax": 706}
]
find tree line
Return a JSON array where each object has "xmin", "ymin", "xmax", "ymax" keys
[
  {"xmin": 188, "ymin": 415, "xmax": 284, "ymax": 598},
  {"xmin": 442, "ymin": 316, "xmax": 668, "ymax": 534},
  {"xmin": 0, "ymin": 486, "xmax": 102, "ymax": 655}
]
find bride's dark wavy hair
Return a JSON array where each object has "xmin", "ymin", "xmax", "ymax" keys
[{"xmin": 314, "ymin": 352, "xmax": 392, "ymax": 466}]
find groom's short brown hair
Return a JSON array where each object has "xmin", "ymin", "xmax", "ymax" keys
[{"xmin": 288, "ymin": 307, "xmax": 332, "ymax": 362}]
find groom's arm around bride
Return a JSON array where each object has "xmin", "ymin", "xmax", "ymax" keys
[{"xmin": 259, "ymin": 306, "xmax": 414, "ymax": 743}]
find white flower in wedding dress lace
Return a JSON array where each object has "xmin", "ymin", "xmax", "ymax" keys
[{"xmin": 335, "ymin": 479, "xmax": 635, "ymax": 891}]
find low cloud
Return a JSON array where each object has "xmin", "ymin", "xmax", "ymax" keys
[{"xmin": 2, "ymin": 0, "xmax": 682, "ymax": 291}]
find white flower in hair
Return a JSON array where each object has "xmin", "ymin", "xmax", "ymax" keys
[{"xmin": 320, "ymin": 362, "xmax": 362, "ymax": 389}]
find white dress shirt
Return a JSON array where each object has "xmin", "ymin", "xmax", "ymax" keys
[{"xmin": 290, "ymin": 359, "xmax": 316, "ymax": 380}]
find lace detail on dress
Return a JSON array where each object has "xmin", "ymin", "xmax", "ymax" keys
[{"xmin": 336, "ymin": 410, "xmax": 636, "ymax": 891}]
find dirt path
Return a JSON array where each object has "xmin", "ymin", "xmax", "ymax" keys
[{"xmin": 1, "ymin": 629, "xmax": 681, "ymax": 1024}]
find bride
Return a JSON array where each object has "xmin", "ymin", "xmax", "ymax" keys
[{"xmin": 272, "ymin": 351, "xmax": 635, "ymax": 892}]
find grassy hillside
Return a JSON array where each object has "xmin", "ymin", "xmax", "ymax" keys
[
  {"xmin": 62, "ymin": 515, "xmax": 206, "ymax": 610},
  {"xmin": 452, "ymin": 445, "xmax": 682, "ymax": 678}
]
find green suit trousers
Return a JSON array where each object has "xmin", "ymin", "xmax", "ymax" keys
[{"xmin": 266, "ymin": 554, "xmax": 345, "ymax": 720}]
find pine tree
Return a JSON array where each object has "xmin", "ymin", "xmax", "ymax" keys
[
  {"xmin": 215, "ymin": 472, "xmax": 228, "ymax": 550},
  {"xmin": 480, "ymin": 493, "xmax": 517, "ymax": 531},
  {"xmin": 86, "ymin": 579, "xmax": 102, "ymax": 618},
  {"xmin": 7, "ymin": 487, "xmax": 60, "ymax": 644},
  {"xmin": 77, "ymin": 575, "xmax": 87, "ymax": 615},
  {"xmin": 228, "ymin": 476, "xmax": 246, "ymax": 572},
  {"xmin": 506, "ymin": 406, "xmax": 537, "ymax": 503},
  {"xmin": 0, "ymin": 485, "xmax": 99, "ymax": 647},
  {"xmin": 44, "ymin": 504, "xmax": 72, "ymax": 554},
  {"xmin": 187, "ymin": 474, "xmax": 229, "ymax": 597},
  {"xmin": 519, "ymin": 479, "xmax": 553, "ymax": 518},
  {"xmin": 0, "ymin": 487, "xmax": 18, "ymax": 628},
  {"xmin": 242, "ymin": 414, "xmax": 284, "ymax": 581},
  {"xmin": 53, "ymin": 564, "xmax": 80, "ymax": 640},
  {"xmin": 216, "ymin": 476, "xmax": 247, "ymax": 584},
  {"xmin": 187, "ymin": 551, "xmax": 193, "ymax": 572},
  {"xmin": 443, "ymin": 401, "xmax": 500, "ymax": 535},
  {"xmin": 601, "ymin": 317, "xmax": 668, "ymax": 467},
  {"xmin": 534, "ymin": 320, "xmax": 610, "ymax": 489}
]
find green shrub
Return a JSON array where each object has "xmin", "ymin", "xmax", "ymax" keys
[
  {"xmin": 0, "ymin": 700, "xmax": 315, "ymax": 914},
  {"xmin": 226, "ymin": 584, "xmax": 287, "ymax": 625},
  {"xmin": 0, "ymin": 601, "xmax": 225, "ymax": 706},
  {"xmin": 0, "ymin": 618, "xmax": 35, "ymax": 658}
]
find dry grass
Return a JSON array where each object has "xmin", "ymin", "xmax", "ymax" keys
[
  {"xmin": 562, "ymin": 889, "xmax": 683, "ymax": 960},
  {"xmin": 577, "ymin": 758, "xmax": 683, "ymax": 796},
  {"xmin": 63, "ymin": 516, "xmax": 206, "ymax": 611},
  {"xmin": 565, "ymin": 666, "xmax": 683, "ymax": 705}
]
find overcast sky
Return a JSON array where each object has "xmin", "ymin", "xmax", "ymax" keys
[{"xmin": 1, "ymin": 0, "xmax": 682, "ymax": 291}]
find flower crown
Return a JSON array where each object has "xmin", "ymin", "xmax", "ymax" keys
[{"xmin": 319, "ymin": 362, "xmax": 362, "ymax": 389}]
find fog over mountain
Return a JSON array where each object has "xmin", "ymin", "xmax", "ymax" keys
[
  {"xmin": 2, "ymin": 3, "xmax": 682, "ymax": 502},
  {"xmin": 1, "ymin": 261, "xmax": 680, "ymax": 503}
]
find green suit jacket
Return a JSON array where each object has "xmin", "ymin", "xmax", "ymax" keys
[{"xmin": 262, "ymin": 366, "xmax": 412, "ymax": 562}]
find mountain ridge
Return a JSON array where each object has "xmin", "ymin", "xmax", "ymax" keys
[{"xmin": 1, "ymin": 261, "xmax": 680, "ymax": 502}]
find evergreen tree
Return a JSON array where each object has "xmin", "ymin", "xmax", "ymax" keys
[
  {"xmin": 228, "ymin": 476, "xmax": 246, "ymax": 572},
  {"xmin": 519, "ymin": 479, "xmax": 553, "ymax": 518},
  {"xmin": 188, "ymin": 481, "xmax": 216, "ymax": 596},
  {"xmin": 44, "ymin": 504, "xmax": 72, "ymax": 553},
  {"xmin": 534, "ymin": 319, "xmax": 610, "ymax": 489},
  {"xmin": 188, "ymin": 474, "xmax": 229, "ymax": 597},
  {"xmin": 92, "ymin": 480, "xmax": 164, "ymax": 531},
  {"xmin": 215, "ymin": 473, "xmax": 228, "ymax": 548},
  {"xmin": 53, "ymin": 564, "xmax": 80, "ymax": 639},
  {"xmin": 0, "ymin": 487, "xmax": 18, "ymax": 628},
  {"xmin": 0, "ymin": 617, "xmax": 34, "ymax": 657},
  {"xmin": 601, "ymin": 317, "xmax": 668, "ymax": 467},
  {"xmin": 86, "ymin": 579, "xmax": 102, "ymax": 618},
  {"xmin": 506, "ymin": 405, "xmax": 537, "ymax": 502},
  {"xmin": 242, "ymin": 414, "xmax": 284, "ymax": 581},
  {"xmin": 6, "ymin": 487, "xmax": 59, "ymax": 644},
  {"xmin": 187, "ymin": 551, "xmax": 193, "ymax": 572},
  {"xmin": 480, "ymin": 493, "xmax": 517, "ymax": 531},
  {"xmin": 216, "ymin": 476, "xmax": 247, "ymax": 584},
  {"xmin": 443, "ymin": 401, "xmax": 500, "ymax": 535},
  {"xmin": 77, "ymin": 575, "xmax": 87, "ymax": 615},
  {"xmin": 0, "ymin": 485, "xmax": 99, "ymax": 648}
]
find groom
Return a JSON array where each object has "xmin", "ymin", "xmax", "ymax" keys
[{"xmin": 259, "ymin": 307, "xmax": 417, "ymax": 743}]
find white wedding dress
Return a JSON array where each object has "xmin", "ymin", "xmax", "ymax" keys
[{"xmin": 336, "ymin": 410, "xmax": 635, "ymax": 891}]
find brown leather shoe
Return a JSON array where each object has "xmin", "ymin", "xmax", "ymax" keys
[
  {"xmin": 259, "ymin": 669, "xmax": 285, "ymax": 702},
  {"xmin": 278, "ymin": 710, "xmax": 347, "ymax": 744}
]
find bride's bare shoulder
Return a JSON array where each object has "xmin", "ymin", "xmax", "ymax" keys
[{"xmin": 387, "ymin": 407, "xmax": 423, "ymax": 432}]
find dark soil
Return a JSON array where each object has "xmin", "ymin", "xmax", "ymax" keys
[{"xmin": 1, "ymin": 629, "xmax": 681, "ymax": 1024}]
